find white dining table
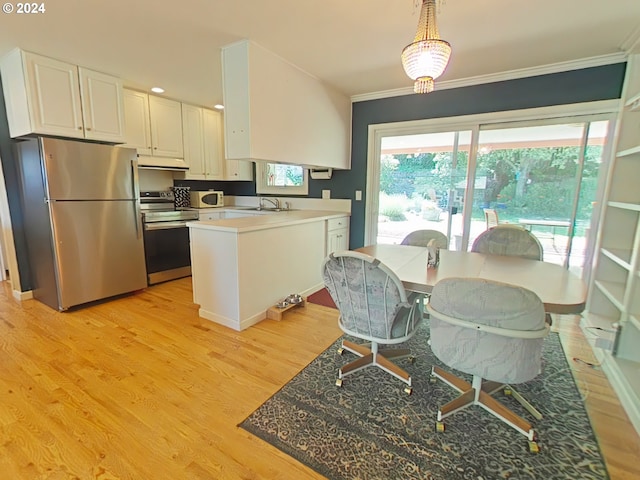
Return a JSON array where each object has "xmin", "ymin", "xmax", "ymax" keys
[{"xmin": 356, "ymin": 245, "xmax": 587, "ymax": 314}]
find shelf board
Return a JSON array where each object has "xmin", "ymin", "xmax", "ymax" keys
[
  {"xmin": 617, "ymin": 145, "xmax": 640, "ymax": 157},
  {"xmin": 594, "ymin": 280, "xmax": 626, "ymax": 311},
  {"xmin": 608, "ymin": 201, "xmax": 640, "ymax": 211},
  {"xmin": 601, "ymin": 248, "xmax": 632, "ymax": 270}
]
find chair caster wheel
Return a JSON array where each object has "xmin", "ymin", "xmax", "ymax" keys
[
  {"xmin": 528, "ymin": 440, "xmax": 540, "ymax": 453},
  {"xmin": 436, "ymin": 421, "xmax": 445, "ymax": 432},
  {"xmin": 335, "ymin": 378, "xmax": 343, "ymax": 387},
  {"xmin": 504, "ymin": 387, "xmax": 512, "ymax": 395},
  {"xmin": 429, "ymin": 376, "xmax": 437, "ymax": 384},
  {"xmin": 337, "ymin": 347, "xmax": 345, "ymax": 355},
  {"xmin": 403, "ymin": 386, "xmax": 413, "ymax": 395},
  {"xmin": 407, "ymin": 356, "xmax": 416, "ymax": 364}
]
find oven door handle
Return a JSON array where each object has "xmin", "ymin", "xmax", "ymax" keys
[{"xmin": 144, "ymin": 221, "xmax": 189, "ymax": 230}]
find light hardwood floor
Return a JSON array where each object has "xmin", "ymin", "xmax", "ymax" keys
[{"xmin": 0, "ymin": 278, "xmax": 638, "ymax": 479}]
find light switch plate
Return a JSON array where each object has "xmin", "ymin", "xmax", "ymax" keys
[
  {"xmin": 322, "ymin": 190, "xmax": 331, "ymax": 199},
  {"xmin": 355, "ymin": 190, "xmax": 362, "ymax": 201}
]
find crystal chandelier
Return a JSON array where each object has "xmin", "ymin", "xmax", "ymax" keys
[{"xmin": 401, "ymin": 0, "xmax": 451, "ymax": 94}]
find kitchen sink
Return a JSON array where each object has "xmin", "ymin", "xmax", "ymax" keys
[{"xmin": 246, "ymin": 207, "xmax": 297, "ymax": 212}]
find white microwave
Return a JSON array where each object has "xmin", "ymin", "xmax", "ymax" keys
[{"xmin": 190, "ymin": 190, "xmax": 224, "ymax": 208}]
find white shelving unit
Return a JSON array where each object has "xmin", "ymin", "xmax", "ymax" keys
[{"xmin": 585, "ymin": 53, "xmax": 640, "ymax": 434}]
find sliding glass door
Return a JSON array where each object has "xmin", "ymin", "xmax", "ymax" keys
[
  {"xmin": 469, "ymin": 120, "xmax": 610, "ymax": 275},
  {"xmin": 375, "ymin": 130, "xmax": 471, "ymax": 249},
  {"xmin": 366, "ymin": 107, "xmax": 615, "ymax": 280}
]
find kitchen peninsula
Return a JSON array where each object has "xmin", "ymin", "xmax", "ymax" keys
[{"xmin": 187, "ymin": 209, "xmax": 349, "ymax": 331}]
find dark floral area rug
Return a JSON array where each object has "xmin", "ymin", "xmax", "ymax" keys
[{"xmin": 239, "ymin": 325, "xmax": 609, "ymax": 480}]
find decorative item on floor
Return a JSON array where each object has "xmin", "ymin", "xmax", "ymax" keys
[
  {"xmin": 266, "ymin": 293, "xmax": 305, "ymax": 321},
  {"xmin": 401, "ymin": 0, "xmax": 452, "ymax": 94},
  {"xmin": 239, "ymin": 323, "xmax": 608, "ymax": 480},
  {"xmin": 306, "ymin": 288, "xmax": 337, "ymax": 309},
  {"xmin": 172, "ymin": 186, "xmax": 191, "ymax": 209}
]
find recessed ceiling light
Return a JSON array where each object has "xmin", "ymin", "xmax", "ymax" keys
[
  {"xmin": 214, "ymin": 104, "xmax": 224, "ymax": 110},
  {"xmin": 151, "ymin": 87, "xmax": 165, "ymax": 94}
]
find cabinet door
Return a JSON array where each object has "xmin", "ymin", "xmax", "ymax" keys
[
  {"xmin": 327, "ymin": 228, "xmax": 348, "ymax": 254},
  {"xmin": 182, "ymin": 104, "xmax": 206, "ymax": 179},
  {"xmin": 149, "ymin": 96, "xmax": 184, "ymax": 158},
  {"xmin": 203, "ymin": 108, "xmax": 223, "ymax": 180},
  {"xmin": 79, "ymin": 67, "xmax": 125, "ymax": 143},
  {"xmin": 122, "ymin": 90, "xmax": 152, "ymax": 154},
  {"xmin": 23, "ymin": 52, "xmax": 84, "ymax": 138},
  {"xmin": 224, "ymin": 159, "xmax": 254, "ymax": 181}
]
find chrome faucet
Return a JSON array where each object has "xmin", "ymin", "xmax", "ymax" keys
[{"xmin": 259, "ymin": 197, "xmax": 281, "ymax": 209}]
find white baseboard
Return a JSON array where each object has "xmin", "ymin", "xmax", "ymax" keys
[
  {"xmin": 601, "ymin": 352, "xmax": 640, "ymax": 437},
  {"xmin": 12, "ymin": 289, "xmax": 33, "ymax": 301}
]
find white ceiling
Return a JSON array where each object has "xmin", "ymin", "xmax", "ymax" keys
[{"xmin": 0, "ymin": 0, "xmax": 639, "ymax": 109}]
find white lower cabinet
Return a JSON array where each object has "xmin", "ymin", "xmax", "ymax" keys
[{"xmin": 326, "ymin": 216, "xmax": 349, "ymax": 255}]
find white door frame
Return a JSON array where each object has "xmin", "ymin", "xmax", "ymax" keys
[
  {"xmin": 364, "ymin": 100, "xmax": 619, "ymax": 247},
  {"xmin": 0, "ymin": 153, "xmax": 22, "ymax": 294}
]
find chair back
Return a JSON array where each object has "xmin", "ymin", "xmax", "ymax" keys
[
  {"xmin": 472, "ymin": 225, "xmax": 543, "ymax": 260},
  {"xmin": 322, "ymin": 251, "xmax": 422, "ymax": 344},
  {"xmin": 400, "ymin": 229, "xmax": 449, "ymax": 249},
  {"xmin": 427, "ymin": 277, "xmax": 548, "ymax": 384},
  {"xmin": 484, "ymin": 208, "xmax": 499, "ymax": 229}
]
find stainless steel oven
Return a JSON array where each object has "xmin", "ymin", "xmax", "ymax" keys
[{"xmin": 141, "ymin": 191, "xmax": 198, "ymax": 285}]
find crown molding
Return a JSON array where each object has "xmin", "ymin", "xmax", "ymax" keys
[{"xmin": 351, "ymin": 52, "xmax": 629, "ymax": 103}]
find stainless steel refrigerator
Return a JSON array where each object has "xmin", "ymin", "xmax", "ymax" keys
[{"xmin": 17, "ymin": 137, "xmax": 147, "ymax": 310}]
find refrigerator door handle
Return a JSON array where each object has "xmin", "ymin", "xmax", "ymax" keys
[{"xmin": 132, "ymin": 159, "xmax": 143, "ymax": 239}]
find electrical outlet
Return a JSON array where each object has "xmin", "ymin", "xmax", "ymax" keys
[
  {"xmin": 322, "ymin": 190, "xmax": 331, "ymax": 199},
  {"xmin": 355, "ymin": 190, "xmax": 362, "ymax": 201}
]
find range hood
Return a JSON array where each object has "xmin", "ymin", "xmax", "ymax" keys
[{"xmin": 136, "ymin": 155, "xmax": 188, "ymax": 171}]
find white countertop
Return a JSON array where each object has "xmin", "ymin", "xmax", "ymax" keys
[{"xmin": 186, "ymin": 209, "xmax": 349, "ymax": 233}]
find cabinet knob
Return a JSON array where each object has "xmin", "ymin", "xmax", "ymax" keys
[
  {"xmin": 153, "ymin": 147, "xmax": 158, "ymax": 150},
  {"xmin": 86, "ymin": 127, "xmax": 92, "ymax": 131},
  {"xmin": 77, "ymin": 126, "xmax": 83, "ymax": 130}
]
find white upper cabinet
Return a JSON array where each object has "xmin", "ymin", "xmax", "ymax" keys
[
  {"xmin": 123, "ymin": 89, "xmax": 186, "ymax": 167},
  {"xmin": 122, "ymin": 89, "xmax": 152, "ymax": 155},
  {"xmin": 221, "ymin": 40, "xmax": 351, "ymax": 170},
  {"xmin": 78, "ymin": 67, "xmax": 126, "ymax": 142},
  {"xmin": 224, "ymin": 159, "xmax": 253, "ymax": 181},
  {"xmin": 202, "ymin": 108, "xmax": 224, "ymax": 179},
  {"xmin": 149, "ymin": 95, "xmax": 184, "ymax": 158},
  {"xmin": 182, "ymin": 104, "xmax": 223, "ymax": 180},
  {"xmin": 0, "ymin": 49, "xmax": 125, "ymax": 142}
]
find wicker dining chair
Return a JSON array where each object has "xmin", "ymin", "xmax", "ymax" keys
[
  {"xmin": 427, "ymin": 277, "xmax": 550, "ymax": 451},
  {"xmin": 322, "ymin": 250, "xmax": 425, "ymax": 394}
]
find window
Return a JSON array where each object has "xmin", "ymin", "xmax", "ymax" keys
[{"xmin": 255, "ymin": 162, "xmax": 309, "ymax": 195}]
